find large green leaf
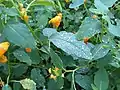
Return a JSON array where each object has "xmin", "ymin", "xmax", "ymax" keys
[
  {"xmin": 69, "ymin": 0, "xmax": 84, "ymax": 8},
  {"xmin": 108, "ymin": 23, "xmax": 120, "ymax": 37},
  {"xmin": 3, "ymin": 23, "xmax": 36, "ymax": 48},
  {"xmin": 94, "ymin": 0, "xmax": 108, "ymax": 14},
  {"xmin": 100, "ymin": 0, "xmax": 117, "ymax": 7},
  {"xmin": 76, "ymin": 17, "xmax": 101, "ymax": 40},
  {"xmin": 94, "ymin": 67, "xmax": 109, "ymax": 90},
  {"xmin": 50, "ymin": 49, "xmax": 63, "ymax": 69},
  {"xmin": 75, "ymin": 74, "xmax": 92, "ymax": 90},
  {"xmin": 31, "ymin": 68, "xmax": 45, "ymax": 88},
  {"xmin": 43, "ymin": 28, "xmax": 92, "ymax": 60},
  {"xmin": 92, "ymin": 44, "xmax": 109, "ymax": 60},
  {"xmin": 13, "ymin": 48, "xmax": 41, "ymax": 65}
]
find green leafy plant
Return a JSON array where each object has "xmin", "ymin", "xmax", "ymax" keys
[{"xmin": 0, "ymin": 0, "xmax": 120, "ymax": 90}]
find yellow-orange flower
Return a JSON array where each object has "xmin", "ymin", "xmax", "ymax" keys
[
  {"xmin": 0, "ymin": 42, "xmax": 10, "ymax": 56},
  {"xmin": 0, "ymin": 42, "xmax": 10, "ymax": 63},
  {"xmin": 18, "ymin": 3, "xmax": 29, "ymax": 23},
  {"xmin": 25, "ymin": 48, "xmax": 31, "ymax": 53},
  {"xmin": 49, "ymin": 74, "xmax": 57, "ymax": 80},
  {"xmin": 0, "ymin": 55, "xmax": 7, "ymax": 63},
  {"xmin": 49, "ymin": 13, "xmax": 62, "ymax": 28},
  {"xmin": 23, "ymin": 14, "xmax": 29, "ymax": 22}
]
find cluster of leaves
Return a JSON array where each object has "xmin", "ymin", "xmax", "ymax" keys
[{"xmin": 1, "ymin": 0, "xmax": 120, "ymax": 90}]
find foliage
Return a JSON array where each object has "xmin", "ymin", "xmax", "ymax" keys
[{"xmin": 0, "ymin": 0, "xmax": 120, "ymax": 90}]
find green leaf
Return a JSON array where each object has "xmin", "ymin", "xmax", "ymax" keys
[
  {"xmin": 2, "ymin": 84, "xmax": 12, "ymax": 90},
  {"xmin": 94, "ymin": 67, "xmax": 109, "ymax": 90},
  {"xmin": 43, "ymin": 28, "xmax": 92, "ymax": 60},
  {"xmin": 11, "ymin": 64, "xmax": 28, "ymax": 78},
  {"xmin": 50, "ymin": 49, "xmax": 63, "ymax": 69},
  {"xmin": 13, "ymin": 82, "xmax": 22, "ymax": 90},
  {"xmin": 76, "ymin": 17, "xmax": 101, "ymax": 40},
  {"xmin": 20, "ymin": 78, "xmax": 36, "ymax": 90},
  {"xmin": 108, "ymin": 22, "xmax": 120, "ymax": 37},
  {"xmin": 27, "ymin": 49, "xmax": 41, "ymax": 64},
  {"xmin": 3, "ymin": 23, "xmax": 36, "ymax": 48},
  {"xmin": 92, "ymin": 44, "xmax": 109, "ymax": 60},
  {"xmin": 94, "ymin": 0, "xmax": 108, "ymax": 14},
  {"xmin": 13, "ymin": 49, "xmax": 32, "ymax": 65},
  {"xmin": 75, "ymin": 74, "xmax": 92, "ymax": 90},
  {"xmin": 91, "ymin": 84, "xmax": 98, "ymax": 90},
  {"xmin": 32, "ymin": 0, "xmax": 54, "ymax": 6},
  {"xmin": 89, "ymin": 8, "xmax": 104, "ymax": 15},
  {"xmin": 69, "ymin": 0, "xmax": 84, "ymax": 8},
  {"xmin": 4, "ymin": 8, "xmax": 18, "ymax": 16},
  {"xmin": 100, "ymin": 0, "xmax": 117, "ymax": 7},
  {"xmin": 31, "ymin": 68, "xmax": 45, "ymax": 88}
]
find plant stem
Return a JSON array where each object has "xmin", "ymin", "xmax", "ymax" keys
[{"xmin": 26, "ymin": 0, "xmax": 36, "ymax": 11}]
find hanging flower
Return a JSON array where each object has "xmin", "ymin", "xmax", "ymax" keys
[
  {"xmin": 0, "ymin": 42, "xmax": 10, "ymax": 63},
  {"xmin": 49, "ymin": 13, "xmax": 62, "ymax": 28},
  {"xmin": 19, "ymin": 3, "xmax": 29, "ymax": 23}
]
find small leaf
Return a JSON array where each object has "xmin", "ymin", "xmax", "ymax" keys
[
  {"xmin": 32, "ymin": 0, "xmax": 54, "ymax": 6},
  {"xmin": 76, "ymin": 17, "xmax": 101, "ymax": 40},
  {"xmin": 69, "ymin": 0, "xmax": 84, "ymax": 8},
  {"xmin": 12, "ymin": 64, "xmax": 28, "ymax": 78},
  {"xmin": 13, "ymin": 49, "xmax": 32, "ymax": 65},
  {"xmin": 75, "ymin": 74, "xmax": 92, "ymax": 90},
  {"xmin": 50, "ymin": 49, "xmax": 63, "ymax": 69},
  {"xmin": 43, "ymin": 28, "xmax": 92, "ymax": 60},
  {"xmin": 92, "ymin": 44, "xmax": 109, "ymax": 60},
  {"xmin": 31, "ymin": 68, "xmax": 45, "ymax": 88},
  {"xmin": 108, "ymin": 23, "xmax": 120, "ymax": 37},
  {"xmin": 94, "ymin": 67, "xmax": 109, "ymax": 90},
  {"xmin": 20, "ymin": 78, "xmax": 36, "ymax": 90},
  {"xmin": 2, "ymin": 84, "xmax": 12, "ymax": 90}
]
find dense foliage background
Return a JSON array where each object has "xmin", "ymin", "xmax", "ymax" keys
[{"xmin": 0, "ymin": 0, "xmax": 120, "ymax": 90}]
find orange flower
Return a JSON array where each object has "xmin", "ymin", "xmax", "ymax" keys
[
  {"xmin": 0, "ymin": 42, "xmax": 10, "ymax": 57},
  {"xmin": 49, "ymin": 13, "xmax": 62, "ymax": 28},
  {"xmin": 0, "ymin": 42, "xmax": 10, "ymax": 63},
  {"xmin": 25, "ymin": 48, "xmax": 31, "ymax": 53},
  {"xmin": 84, "ymin": 37, "xmax": 89, "ymax": 44},
  {"xmin": 23, "ymin": 14, "xmax": 29, "ymax": 22},
  {"xmin": 0, "ymin": 55, "xmax": 7, "ymax": 63}
]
